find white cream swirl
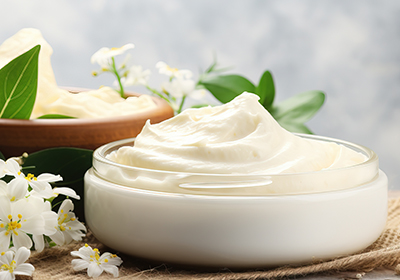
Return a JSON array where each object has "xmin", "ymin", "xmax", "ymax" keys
[{"xmin": 108, "ymin": 92, "xmax": 367, "ymax": 175}]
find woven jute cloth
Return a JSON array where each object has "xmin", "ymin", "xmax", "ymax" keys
[{"xmin": 28, "ymin": 197, "xmax": 400, "ymax": 280}]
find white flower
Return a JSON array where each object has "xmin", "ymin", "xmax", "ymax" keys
[
  {"xmin": 9, "ymin": 171, "xmax": 62, "ymax": 195},
  {"xmin": 30, "ymin": 186, "xmax": 80, "ymax": 200},
  {"xmin": 121, "ymin": 65, "xmax": 151, "ymax": 86},
  {"xmin": 49, "ymin": 199, "xmax": 86, "ymax": 246},
  {"xmin": 156, "ymin": 61, "xmax": 192, "ymax": 79},
  {"xmin": 91, "ymin": 44, "xmax": 135, "ymax": 69},
  {"xmin": 0, "ymin": 159, "xmax": 20, "ymax": 179},
  {"xmin": 31, "ymin": 199, "xmax": 58, "ymax": 252},
  {"xmin": 161, "ymin": 77, "xmax": 196, "ymax": 99},
  {"xmin": 0, "ymin": 196, "xmax": 57, "ymax": 252},
  {"xmin": 0, "ymin": 180, "xmax": 27, "ymax": 202},
  {"xmin": 71, "ymin": 244, "xmax": 122, "ymax": 278},
  {"xmin": 0, "ymin": 247, "xmax": 34, "ymax": 280}
]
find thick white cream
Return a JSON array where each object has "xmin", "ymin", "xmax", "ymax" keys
[
  {"xmin": 0, "ymin": 28, "xmax": 156, "ymax": 119},
  {"xmin": 108, "ymin": 92, "xmax": 367, "ymax": 175}
]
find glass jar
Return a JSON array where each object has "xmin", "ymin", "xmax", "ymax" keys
[{"xmin": 84, "ymin": 135, "xmax": 387, "ymax": 268}]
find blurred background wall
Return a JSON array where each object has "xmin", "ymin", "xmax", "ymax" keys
[{"xmin": 1, "ymin": 0, "xmax": 399, "ymax": 190}]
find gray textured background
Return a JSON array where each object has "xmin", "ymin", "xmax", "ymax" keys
[{"xmin": 1, "ymin": 0, "xmax": 399, "ymax": 190}]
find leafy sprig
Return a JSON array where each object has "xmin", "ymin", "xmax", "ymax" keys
[
  {"xmin": 198, "ymin": 67, "xmax": 325, "ymax": 134},
  {"xmin": 0, "ymin": 45, "xmax": 40, "ymax": 119},
  {"xmin": 0, "ymin": 45, "xmax": 74, "ymax": 120}
]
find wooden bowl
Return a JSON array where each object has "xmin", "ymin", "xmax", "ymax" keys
[{"xmin": 0, "ymin": 90, "xmax": 174, "ymax": 158}]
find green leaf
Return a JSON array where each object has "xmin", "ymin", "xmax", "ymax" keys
[
  {"xmin": 271, "ymin": 90, "xmax": 325, "ymax": 124},
  {"xmin": 200, "ymin": 74, "xmax": 256, "ymax": 103},
  {"xmin": 22, "ymin": 147, "xmax": 93, "ymax": 222},
  {"xmin": 255, "ymin": 70, "xmax": 275, "ymax": 109},
  {"xmin": 37, "ymin": 114, "xmax": 76, "ymax": 119},
  {"xmin": 0, "ymin": 45, "xmax": 40, "ymax": 119},
  {"xmin": 0, "ymin": 151, "xmax": 5, "ymax": 161},
  {"xmin": 191, "ymin": 103, "xmax": 210, "ymax": 109}
]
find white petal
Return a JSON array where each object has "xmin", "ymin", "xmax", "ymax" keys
[
  {"xmin": 0, "ymin": 271, "xmax": 13, "ymax": 280},
  {"xmin": 66, "ymin": 220, "xmax": 86, "ymax": 232},
  {"xmin": 41, "ymin": 211, "xmax": 58, "ymax": 235},
  {"xmin": 14, "ymin": 247, "xmax": 30, "ymax": 265},
  {"xmin": 36, "ymin": 173, "xmax": 62, "ymax": 183},
  {"xmin": 32, "ymin": 235, "xmax": 44, "ymax": 252},
  {"xmin": 14, "ymin": 263, "xmax": 34, "ymax": 276},
  {"xmin": 53, "ymin": 188, "xmax": 80, "ymax": 200},
  {"xmin": 88, "ymin": 262, "xmax": 103, "ymax": 278},
  {"xmin": 0, "ymin": 196, "xmax": 11, "ymax": 221},
  {"xmin": 12, "ymin": 231, "xmax": 32, "ymax": 250},
  {"xmin": 156, "ymin": 61, "xmax": 167, "ymax": 69},
  {"xmin": 98, "ymin": 252, "xmax": 111, "ymax": 262},
  {"xmin": 100, "ymin": 252, "xmax": 122, "ymax": 266},
  {"xmin": 91, "ymin": 47, "xmax": 109, "ymax": 65},
  {"xmin": 0, "ymin": 181, "xmax": 8, "ymax": 195},
  {"xmin": 62, "ymin": 231, "xmax": 73, "ymax": 245},
  {"xmin": 43, "ymin": 201, "xmax": 52, "ymax": 212},
  {"xmin": 5, "ymin": 158, "xmax": 21, "ymax": 176},
  {"xmin": 29, "ymin": 187, "xmax": 54, "ymax": 200},
  {"xmin": 106, "ymin": 256, "xmax": 123, "ymax": 266},
  {"xmin": 0, "ymin": 231, "xmax": 11, "ymax": 252},
  {"xmin": 12, "ymin": 197, "xmax": 37, "ymax": 220},
  {"xmin": 1, "ymin": 250, "xmax": 14, "ymax": 265},
  {"xmin": 58, "ymin": 199, "xmax": 74, "ymax": 215},
  {"xmin": 71, "ymin": 246, "xmax": 93, "ymax": 260},
  {"xmin": 20, "ymin": 215, "xmax": 44, "ymax": 235},
  {"xmin": 66, "ymin": 230, "xmax": 85, "ymax": 242},
  {"xmin": 105, "ymin": 44, "xmax": 134, "ymax": 59},
  {"xmin": 101, "ymin": 264, "xmax": 119, "ymax": 277},
  {"xmin": 8, "ymin": 179, "xmax": 28, "ymax": 201},
  {"xmin": 48, "ymin": 230, "xmax": 65, "ymax": 246},
  {"xmin": 71, "ymin": 259, "xmax": 89, "ymax": 271},
  {"xmin": 28, "ymin": 181, "xmax": 50, "ymax": 192}
]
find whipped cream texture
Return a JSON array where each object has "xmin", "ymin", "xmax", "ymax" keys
[
  {"xmin": 0, "ymin": 28, "xmax": 156, "ymax": 119},
  {"xmin": 108, "ymin": 92, "xmax": 367, "ymax": 175},
  {"xmin": 102, "ymin": 92, "xmax": 378, "ymax": 195}
]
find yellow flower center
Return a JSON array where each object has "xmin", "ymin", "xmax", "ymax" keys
[
  {"xmin": 166, "ymin": 65, "xmax": 179, "ymax": 73},
  {"xmin": 1, "ymin": 260, "xmax": 16, "ymax": 273},
  {"xmin": 57, "ymin": 213, "xmax": 71, "ymax": 231},
  {"xmin": 4, "ymin": 215, "xmax": 22, "ymax": 236},
  {"xmin": 22, "ymin": 173, "xmax": 37, "ymax": 182},
  {"xmin": 89, "ymin": 248, "xmax": 101, "ymax": 264}
]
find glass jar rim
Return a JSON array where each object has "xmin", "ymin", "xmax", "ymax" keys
[{"xmin": 93, "ymin": 133, "xmax": 378, "ymax": 179}]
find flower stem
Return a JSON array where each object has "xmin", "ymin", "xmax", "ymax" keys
[
  {"xmin": 111, "ymin": 57, "xmax": 125, "ymax": 98},
  {"xmin": 177, "ymin": 95, "xmax": 187, "ymax": 114},
  {"xmin": 146, "ymin": 85, "xmax": 170, "ymax": 104}
]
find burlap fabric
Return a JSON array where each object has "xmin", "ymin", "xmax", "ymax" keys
[{"xmin": 27, "ymin": 197, "xmax": 400, "ymax": 280}]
